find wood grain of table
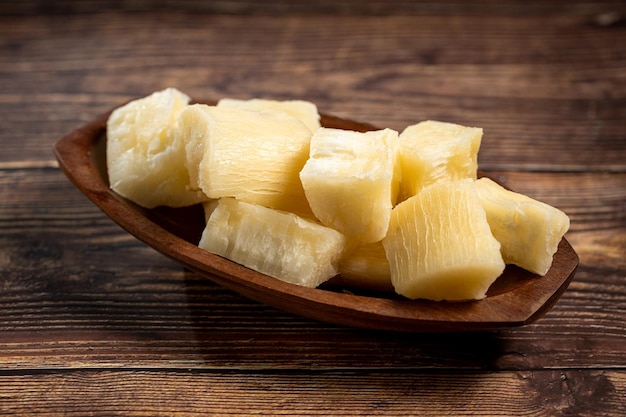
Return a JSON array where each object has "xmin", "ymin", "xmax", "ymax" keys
[{"xmin": 1, "ymin": 1, "xmax": 625, "ymax": 415}]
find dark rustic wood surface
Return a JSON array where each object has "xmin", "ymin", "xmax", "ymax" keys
[{"xmin": 1, "ymin": 1, "xmax": 625, "ymax": 415}]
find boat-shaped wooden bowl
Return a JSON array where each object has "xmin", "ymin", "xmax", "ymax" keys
[{"xmin": 53, "ymin": 100, "xmax": 579, "ymax": 332}]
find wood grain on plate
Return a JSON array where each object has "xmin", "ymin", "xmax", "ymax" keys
[{"xmin": 53, "ymin": 102, "xmax": 579, "ymax": 332}]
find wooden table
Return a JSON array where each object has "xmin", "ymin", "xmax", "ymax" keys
[{"xmin": 1, "ymin": 1, "xmax": 625, "ymax": 415}]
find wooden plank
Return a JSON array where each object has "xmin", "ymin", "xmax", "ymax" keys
[
  {"xmin": 0, "ymin": 168, "xmax": 624, "ymax": 371},
  {"xmin": 1, "ymin": 12, "xmax": 625, "ymax": 170},
  {"xmin": 0, "ymin": 369, "xmax": 624, "ymax": 416},
  {"xmin": 2, "ymin": 0, "xmax": 625, "ymax": 16}
]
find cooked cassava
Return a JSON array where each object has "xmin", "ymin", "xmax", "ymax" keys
[{"xmin": 106, "ymin": 88, "xmax": 570, "ymax": 301}]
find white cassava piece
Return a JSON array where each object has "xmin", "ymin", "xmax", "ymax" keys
[
  {"xmin": 398, "ymin": 120, "xmax": 482, "ymax": 201},
  {"xmin": 300, "ymin": 127, "xmax": 399, "ymax": 244},
  {"xmin": 476, "ymin": 177, "xmax": 570, "ymax": 275},
  {"xmin": 106, "ymin": 88, "xmax": 207, "ymax": 208},
  {"xmin": 383, "ymin": 179, "xmax": 505, "ymax": 301},
  {"xmin": 178, "ymin": 104, "xmax": 314, "ymax": 217},
  {"xmin": 199, "ymin": 198, "xmax": 347, "ymax": 288}
]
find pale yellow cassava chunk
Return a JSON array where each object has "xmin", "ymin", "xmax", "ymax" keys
[
  {"xmin": 199, "ymin": 198, "xmax": 346, "ymax": 288},
  {"xmin": 398, "ymin": 120, "xmax": 482, "ymax": 201},
  {"xmin": 217, "ymin": 97, "xmax": 321, "ymax": 134},
  {"xmin": 475, "ymin": 177, "xmax": 570, "ymax": 275},
  {"xmin": 106, "ymin": 88, "xmax": 207, "ymax": 208},
  {"xmin": 178, "ymin": 104, "xmax": 313, "ymax": 216},
  {"xmin": 335, "ymin": 242, "xmax": 393, "ymax": 292},
  {"xmin": 382, "ymin": 179, "xmax": 505, "ymax": 301},
  {"xmin": 299, "ymin": 127, "xmax": 399, "ymax": 244}
]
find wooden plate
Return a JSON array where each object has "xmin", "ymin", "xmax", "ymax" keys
[{"xmin": 53, "ymin": 101, "xmax": 579, "ymax": 332}]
